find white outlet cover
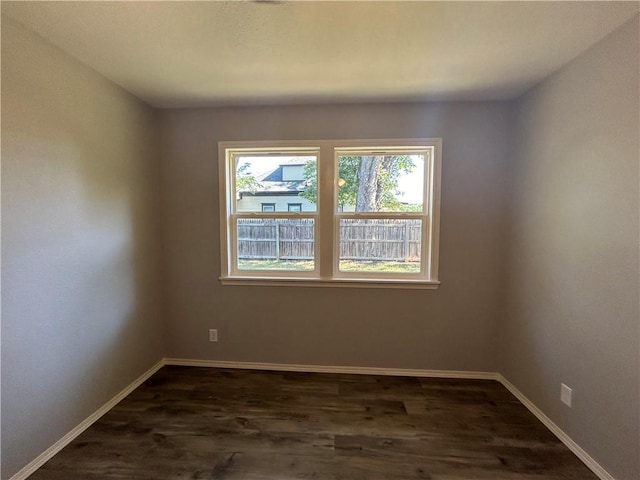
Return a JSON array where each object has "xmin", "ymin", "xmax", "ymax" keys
[
  {"xmin": 560, "ymin": 383, "xmax": 572, "ymax": 407},
  {"xmin": 209, "ymin": 329, "xmax": 218, "ymax": 342}
]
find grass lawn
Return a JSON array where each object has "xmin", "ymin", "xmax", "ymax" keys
[
  {"xmin": 238, "ymin": 259, "xmax": 419, "ymax": 273},
  {"xmin": 340, "ymin": 260, "xmax": 420, "ymax": 273},
  {"xmin": 238, "ymin": 259, "xmax": 315, "ymax": 271}
]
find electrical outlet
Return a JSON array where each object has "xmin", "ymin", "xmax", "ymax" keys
[
  {"xmin": 209, "ymin": 329, "xmax": 218, "ymax": 342},
  {"xmin": 560, "ymin": 383, "xmax": 572, "ymax": 407}
]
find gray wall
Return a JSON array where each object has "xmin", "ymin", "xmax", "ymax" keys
[
  {"xmin": 159, "ymin": 102, "xmax": 512, "ymax": 372},
  {"xmin": 503, "ymin": 17, "xmax": 639, "ymax": 480},
  {"xmin": 1, "ymin": 18, "xmax": 165, "ymax": 479}
]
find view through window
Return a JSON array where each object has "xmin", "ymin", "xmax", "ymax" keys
[{"xmin": 220, "ymin": 140, "xmax": 441, "ymax": 287}]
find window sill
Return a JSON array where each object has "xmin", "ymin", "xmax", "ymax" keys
[{"xmin": 219, "ymin": 276, "xmax": 440, "ymax": 290}]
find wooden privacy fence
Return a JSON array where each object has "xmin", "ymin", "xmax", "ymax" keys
[
  {"xmin": 237, "ymin": 218, "xmax": 421, "ymax": 262},
  {"xmin": 238, "ymin": 218, "xmax": 314, "ymax": 260}
]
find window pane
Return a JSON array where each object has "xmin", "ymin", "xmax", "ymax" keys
[
  {"xmin": 339, "ymin": 219, "xmax": 421, "ymax": 273},
  {"xmin": 235, "ymin": 155, "xmax": 317, "ymax": 212},
  {"xmin": 237, "ymin": 218, "xmax": 315, "ymax": 271},
  {"xmin": 336, "ymin": 154, "xmax": 425, "ymax": 212}
]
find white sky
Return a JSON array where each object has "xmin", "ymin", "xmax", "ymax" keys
[{"xmin": 237, "ymin": 155, "xmax": 425, "ymax": 205}]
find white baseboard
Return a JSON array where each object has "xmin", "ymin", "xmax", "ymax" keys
[
  {"xmin": 9, "ymin": 358, "xmax": 616, "ymax": 480},
  {"xmin": 163, "ymin": 358, "xmax": 499, "ymax": 380},
  {"xmin": 497, "ymin": 374, "xmax": 615, "ymax": 480},
  {"xmin": 8, "ymin": 359, "xmax": 165, "ymax": 480}
]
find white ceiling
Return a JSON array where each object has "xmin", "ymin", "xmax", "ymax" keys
[{"xmin": 2, "ymin": 1, "xmax": 638, "ymax": 108}]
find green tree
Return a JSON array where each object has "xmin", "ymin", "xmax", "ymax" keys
[
  {"xmin": 235, "ymin": 162, "xmax": 261, "ymax": 193},
  {"xmin": 300, "ymin": 155, "xmax": 416, "ymax": 211}
]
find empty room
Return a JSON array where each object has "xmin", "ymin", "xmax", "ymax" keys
[{"xmin": 1, "ymin": 1, "xmax": 639, "ymax": 480}]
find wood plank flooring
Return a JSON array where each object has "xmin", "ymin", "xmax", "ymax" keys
[{"xmin": 29, "ymin": 366, "xmax": 598, "ymax": 479}]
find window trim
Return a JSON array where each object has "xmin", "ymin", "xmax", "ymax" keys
[
  {"xmin": 260, "ymin": 203, "xmax": 276, "ymax": 212},
  {"xmin": 218, "ymin": 139, "xmax": 442, "ymax": 289}
]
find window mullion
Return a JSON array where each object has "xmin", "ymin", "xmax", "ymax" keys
[{"xmin": 318, "ymin": 144, "xmax": 335, "ymax": 279}]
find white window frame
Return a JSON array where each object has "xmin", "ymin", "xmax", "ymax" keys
[
  {"xmin": 219, "ymin": 139, "xmax": 441, "ymax": 289},
  {"xmin": 261, "ymin": 203, "xmax": 276, "ymax": 212}
]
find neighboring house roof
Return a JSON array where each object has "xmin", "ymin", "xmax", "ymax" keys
[{"xmin": 240, "ymin": 160, "xmax": 309, "ymax": 196}]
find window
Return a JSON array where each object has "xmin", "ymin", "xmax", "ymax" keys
[{"xmin": 219, "ymin": 139, "xmax": 441, "ymax": 288}]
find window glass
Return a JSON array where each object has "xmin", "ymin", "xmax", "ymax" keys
[
  {"xmin": 234, "ymin": 155, "xmax": 317, "ymax": 213},
  {"xmin": 338, "ymin": 218, "xmax": 422, "ymax": 273},
  {"xmin": 236, "ymin": 218, "xmax": 315, "ymax": 271},
  {"xmin": 336, "ymin": 154, "xmax": 425, "ymax": 213}
]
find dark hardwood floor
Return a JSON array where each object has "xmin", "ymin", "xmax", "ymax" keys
[{"xmin": 30, "ymin": 366, "xmax": 597, "ymax": 479}]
